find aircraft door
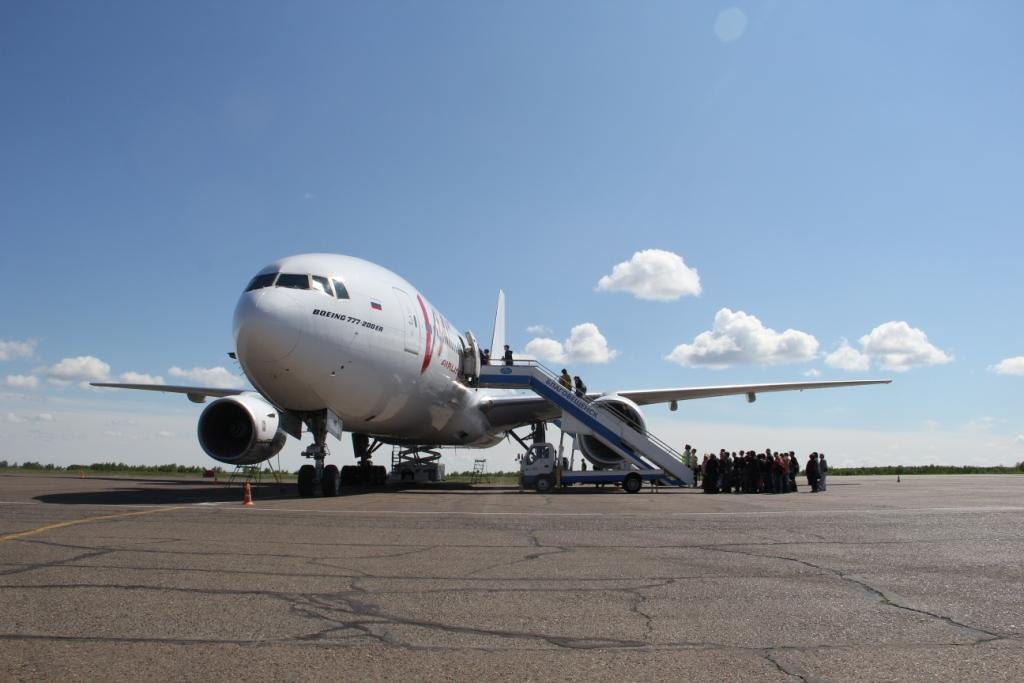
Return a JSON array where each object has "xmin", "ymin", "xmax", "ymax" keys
[{"xmin": 392, "ymin": 287, "xmax": 421, "ymax": 354}]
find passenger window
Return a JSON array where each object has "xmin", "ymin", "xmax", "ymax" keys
[
  {"xmin": 311, "ymin": 275, "xmax": 333, "ymax": 296},
  {"xmin": 245, "ymin": 273, "xmax": 277, "ymax": 291},
  {"xmin": 276, "ymin": 273, "xmax": 310, "ymax": 290},
  {"xmin": 332, "ymin": 279, "xmax": 350, "ymax": 299}
]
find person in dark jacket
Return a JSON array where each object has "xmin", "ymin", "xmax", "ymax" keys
[
  {"xmin": 818, "ymin": 453, "xmax": 829, "ymax": 491},
  {"xmin": 788, "ymin": 452, "xmax": 799, "ymax": 492},
  {"xmin": 502, "ymin": 345, "xmax": 514, "ymax": 365},
  {"xmin": 704, "ymin": 454, "xmax": 719, "ymax": 493},
  {"xmin": 806, "ymin": 453, "xmax": 821, "ymax": 492}
]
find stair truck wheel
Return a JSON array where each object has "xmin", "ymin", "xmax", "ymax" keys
[
  {"xmin": 321, "ymin": 464, "xmax": 340, "ymax": 497},
  {"xmin": 623, "ymin": 472, "xmax": 643, "ymax": 494},
  {"xmin": 297, "ymin": 464, "xmax": 316, "ymax": 497},
  {"xmin": 535, "ymin": 475, "xmax": 554, "ymax": 493}
]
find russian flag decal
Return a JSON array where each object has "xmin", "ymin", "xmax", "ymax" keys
[{"xmin": 370, "ymin": 300, "xmax": 382, "ymax": 311}]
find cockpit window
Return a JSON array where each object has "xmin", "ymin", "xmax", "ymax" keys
[
  {"xmin": 310, "ymin": 275, "xmax": 333, "ymax": 296},
  {"xmin": 245, "ymin": 273, "xmax": 277, "ymax": 291},
  {"xmin": 332, "ymin": 279, "xmax": 350, "ymax": 299},
  {"xmin": 276, "ymin": 273, "xmax": 310, "ymax": 290}
]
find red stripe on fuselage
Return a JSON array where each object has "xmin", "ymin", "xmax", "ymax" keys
[{"xmin": 416, "ymin": 294, "xmax": 433, "ymax": 374}]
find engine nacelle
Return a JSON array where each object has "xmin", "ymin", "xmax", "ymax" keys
[
  {"xmin": 197, "ymin": 393, "xmax": 287, "ymax": 465},
  {"xmin": 578, "ymin": 395, "xmax": 647, "ymax": 468}
]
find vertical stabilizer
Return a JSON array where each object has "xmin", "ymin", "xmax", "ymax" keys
[{"xmin": 490, "ymin": 289, "xmax": 506, "ymax": 355}]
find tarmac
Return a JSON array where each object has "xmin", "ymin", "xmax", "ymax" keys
[{"xmin": 1, "ymin": 472, "xmax": 1023, "ymax": 682}]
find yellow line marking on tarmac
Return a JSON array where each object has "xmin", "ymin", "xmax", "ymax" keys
[{"xmin": 0, "ymin": 506, "xmax": 184, "ymax": 545}]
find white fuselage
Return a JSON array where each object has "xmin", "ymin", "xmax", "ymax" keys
[{"xmin": 233, "ymin": 253, "xmax": 500, "ymax": 447}]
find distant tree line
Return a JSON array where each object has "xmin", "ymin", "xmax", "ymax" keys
[
  {"xmin": 0, "ymin": 461, "xmax": 224, "ymax": 474},
  {"xmin": 831, "ymin": 464, "xmax": 1024, "ymax": 476}
]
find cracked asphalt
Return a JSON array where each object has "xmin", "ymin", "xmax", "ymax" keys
[{"xmin": 1, "ymin": 473, "xmax": 1023, "ymax": 681}]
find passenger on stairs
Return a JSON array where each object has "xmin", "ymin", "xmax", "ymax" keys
[
  {"xmin": 559, "ymin": 369, "xmax": 573, "ymax": 391},
  {"xmin": 502, "ymin": 345, "xmax": 514, "ymax": 365},
  {"xmin": 573, "ymin": 376, "xmax": 588, "ymax": 398}
]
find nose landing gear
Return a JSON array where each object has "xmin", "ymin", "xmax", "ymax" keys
[{"xmin": 297, "ymin": 411, "xmax": 338, "ymax": 498}]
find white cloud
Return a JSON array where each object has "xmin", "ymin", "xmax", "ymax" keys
[
  {"xmin": 858, "ymin": 321, "xmax": 952, "ymax": 372},
  {"xmin": 825, "ymin": 339, "xmax": 871, "ymax": 372},
  {"xmin": 714, "ymin": 7, "xmax": 748, "ymax": 43},
  {"xmin": 564, "ymin": 323, "xmax": 617, "ymax": 364},
  {"xmin": 168, "ymin": 366, "xmax": 245, "ymax": 389},
  {"xmin": 5, "ymin": 412, "xmax": 55, "ymax": 424},
  {"xmin": 803, "ymin": 368, "xmax": 821, "ymax": 378},
  {"xmin": 964, "ymin": 416, "xmax": 999, "ymax": 432},
  {"xmin": 156, "ymin": 430, "xmax": 174, "ymax": 438},
  {"xmin": 1017, "ymin": 434, "xmax": 1024, "ymax": 446},
  {"xmin": 524, "ymin": 323, "xmax": 618, "ymax": 365},
  {"xmin": 526, "ymin": 324, "xmax": 551, "ymax": 335},
  {"xmin": 4, "ymin": 374, "xmax": 39, "ymax": 389},
  {"xmin": 119, "ymin": 371, "xmax": 165, "ymax": 385},
  {"xmin": 991, "ymin": 356, "xmax": 1024, "ymax": 376},
  {"xmin": 596, "ymin": 249, "xmax": 701, "ymax": 301},
  {"xmin": 0, "ymin": 339, "xmax": 36, "ymax": 361},
  {"xmin": 524, "ymin": 337, "xmax": 566, "ymax": 364},
  {"xmin": 665, "ymin": 308, "xmax": 819, "ymax": 369},
  {"xmin": 44, "ymin": 356, "xmax": 111, "ymax": 385}
]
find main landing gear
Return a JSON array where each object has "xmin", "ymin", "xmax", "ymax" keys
[{"xmin": 340, "ymin": 433, "xmax": 387, "ymax": 487}]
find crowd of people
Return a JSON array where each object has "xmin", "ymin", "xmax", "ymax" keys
[{"xmin": 683, "ymin": 446, "xmax": 829, "ymax": 493}]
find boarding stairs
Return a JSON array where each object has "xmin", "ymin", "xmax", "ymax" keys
[{"xmin": 475, "ymin": 362, "xmax": 694, "ymax": 487}]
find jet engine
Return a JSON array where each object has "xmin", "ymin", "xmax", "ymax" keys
[
  {"xmin": 197, "ymin": 393, "xmax": 287, "ymax": 465},
  {"xmin": 577, "ymin": 395, "xmax": 646, "ymax": 468}
]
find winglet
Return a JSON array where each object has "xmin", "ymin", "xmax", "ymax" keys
[{"xmin": 489, "ymin": 289, "xmax": 506, "ymax": 356}]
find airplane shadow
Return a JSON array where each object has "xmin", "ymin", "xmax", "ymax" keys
[
  {"xmin": 33, "ymin": 479, "xmax": 685, "ymax": 505},
  {"xmin": 35, "ymin": 480, "xmax": 297, "ymax": 506}
]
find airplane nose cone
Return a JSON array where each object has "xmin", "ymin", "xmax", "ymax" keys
[{"xmin": 233, "ymin": 289, "xmax": 303, "ymax": 365}]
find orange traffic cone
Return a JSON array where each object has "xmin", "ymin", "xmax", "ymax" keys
[{"xmin": 242, "ymin": 482, "xmax": 254, "ymax": 506}]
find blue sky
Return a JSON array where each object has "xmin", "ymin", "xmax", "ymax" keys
[{"xmin": 2, "ymin": 2, "xmax": 1022, "ymax": 470}]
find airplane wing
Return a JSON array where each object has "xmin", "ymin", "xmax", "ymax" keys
[
  {"xmin": 478, "ymin": 394, "xmax": 561, "ymax": 432},
  {"xmin": 478, "ymin": 379, "xmax": 891, "ymax": 431},
  {"xmin": 90, "ymin": 382, "xmax": 245, "ymax": 403},
  {"xmin": 616, "ymin": 379, "xmax": 892, "ymax": 406}
]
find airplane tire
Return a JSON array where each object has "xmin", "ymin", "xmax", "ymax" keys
[
  {"xmin": 535, "ymin": 475, "xmax": 554, "ymax": 493},
  {"xmin": 322, "ymin": 464, "xmax": 340, "ymax": 497},
  {"xmin": 623, "ymin": 473, "xmax": 642, "ymax": 494},
  {"xmin": 297, "ymin": 465, "xmax": 316, "ymax": 497}
]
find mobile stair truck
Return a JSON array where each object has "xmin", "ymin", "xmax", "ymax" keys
[
  {"xmin": 519, "ymin": 441, "xmax": 669, "ymax": 493},
  {"xmin": 475, "ymin": 362, "xmax": 694, "ymax": 493}
]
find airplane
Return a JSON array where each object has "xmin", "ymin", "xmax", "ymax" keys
[{"xmin": 94, "ymin": 253, "xmax": 891, "ymax": 496}]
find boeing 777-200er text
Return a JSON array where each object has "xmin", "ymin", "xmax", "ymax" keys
[{"xmin": 94, "ymin": 253, "xmax": 890, "ymax": 496}]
